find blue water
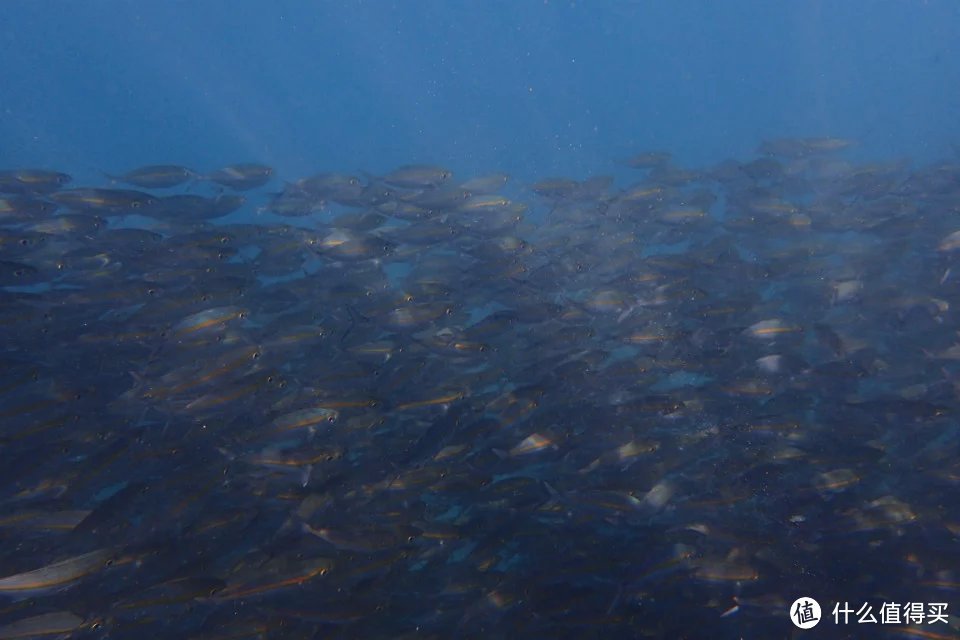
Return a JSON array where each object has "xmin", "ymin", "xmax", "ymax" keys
[{"xmin": 3, "ymin": 1, "xmax": 959, "ymax": 185}]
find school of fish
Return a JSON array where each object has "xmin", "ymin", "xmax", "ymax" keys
[{"xmin": 1, "ymin": 139, "xmax": 959, "ymax": 638}]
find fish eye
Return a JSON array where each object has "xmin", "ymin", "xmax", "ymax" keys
[
  {"xmin": 131, "ymin": 201, "xmax": 141, "ymax": 208},
  {"xmin": 18, "ymin": 238, "xmax": 29, "ymax": 246},
  {"xmin": 252, "ymin": 351, "xmax": 261, "ymax": 359}
]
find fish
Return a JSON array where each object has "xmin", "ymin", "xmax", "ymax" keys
[
  {"xmin": 0, "ymin": 260, "xmax": 42, "ymax": 286},
  {"xmin": 0, "ymin": 611, "xmax": 94, "ymax": 639},
  {"xmin": 0, "ymin": 549, "xmax": 114, "ymax": 597},
  {"xmin": 382, "ymin": 165, "xmax": 453, "ymax": 189},
  {"xmin": 458, "ymin": 173, "xmax": 510, "ymax": 194},
  {"xmin": 0, "ymin": 169, "xmax": 71, "ymax": 194},
  {"xmin": 105, "ymin": 165, "xmax": 195, "ymax": 189},
  {"xmin": 49, "ymin": 188, "xmax": 158, "ymax": 212},
  {"xmin": 206, "ymin": 164, "xmax": 274, "ymax": 190}
]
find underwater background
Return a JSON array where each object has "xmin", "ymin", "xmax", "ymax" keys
[
  {"xmin": 2, "ymin": 2, "xmax": 960, "ymax": 639},
  {"xmin": 4, "ymin": 1, "xmax": 959, "ymax": 181}
]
